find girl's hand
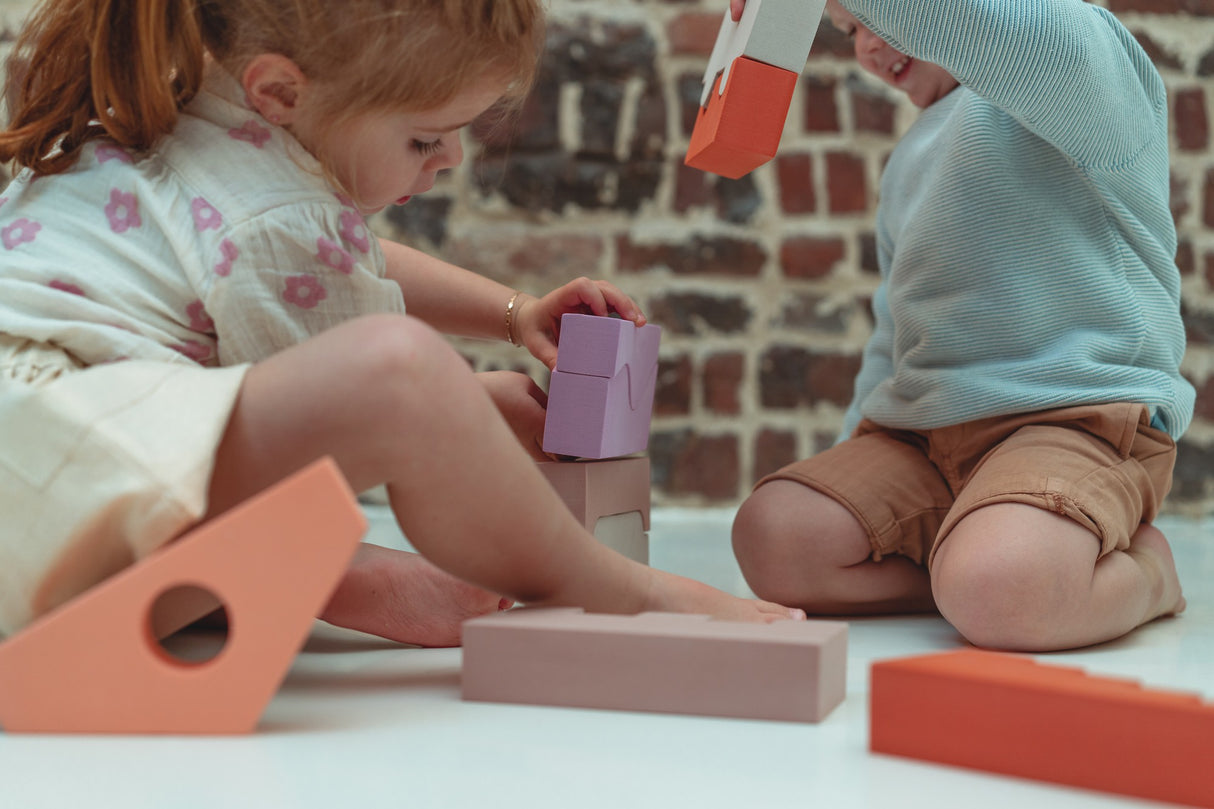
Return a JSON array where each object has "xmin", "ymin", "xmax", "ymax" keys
[
  {"xmin": 512, "ymin": 277, "xmax": 647, "ymax": 370},
  {"xmin": 730, "ymin": 0, "xmax": 745, "ymax": 21},
  {"xmin": 477, "ymin": 370, "xmax": 551, "ymax": 461}
]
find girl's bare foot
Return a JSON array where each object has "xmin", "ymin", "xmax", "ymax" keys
[
  {"xmin": 320, "ymin": 544, "xmax": 512, "ymax": 647},
  {"xmin": 641, "ymin": 567, "xmax": 806, "ymax": 623},
  {"xmin": 1126, "ymin": 523, "xmax": 1186, "ymax": 621}
]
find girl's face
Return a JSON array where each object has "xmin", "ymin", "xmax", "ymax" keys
[
  {"xmin": 315, "ymin": 80, "xmax": 507, "ymax": 214},
  {"xmin": 825, "ymin": 0, "xmax": 958, "ymax": 109}
]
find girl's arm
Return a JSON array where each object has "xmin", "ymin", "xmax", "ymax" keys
[
  {"xmin": 379, "ymin": 237, "xmax": 647, "ymax": 369},
  {"xmin": 379, "ymin": 237, "xmax": 517, "ymax": 341},
  {"xmin": 842, "ymin": 0, "xmax": 1165, "ymax": 172}
]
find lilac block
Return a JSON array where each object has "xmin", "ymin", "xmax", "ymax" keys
[{"xmin": 542, "ymin": 314, "xmax": 661, "ymax": 459}]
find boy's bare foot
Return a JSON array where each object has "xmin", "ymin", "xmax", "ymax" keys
[
  {"xmin": 320, "ymin": 543, "xmax": 512, "ymax": 647},
  {"xmin": 1126, "ymin": 523, "xmax": 1186, "ymax": 621},
  {"xmin": 641, "ymin": 568, "xmax": 806, "ymax": 623}
]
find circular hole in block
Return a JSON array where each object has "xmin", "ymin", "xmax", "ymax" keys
[{"xmin": 148, "ymin": 584, "xmax": 230, "ymax": 666}]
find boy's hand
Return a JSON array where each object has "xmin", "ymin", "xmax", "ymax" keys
[{"xmin": 512, "ymin": 277, "xmax": 647, "ymax": 370}]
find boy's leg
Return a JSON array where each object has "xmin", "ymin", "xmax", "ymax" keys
[
  {"xmin": 928, "ymin": 405, "xmax": 1183, "ymax": 652},
  {"xmin": 732, "ymin": 426, "xmax": 948, "ymax": 615},
  {"xmin": 205, "ymin": 315, "xmax": 800, "ymax": 642},
  {"xmin": 931, "ymin": 505, "xmax": 1183, "ymax": 651}
]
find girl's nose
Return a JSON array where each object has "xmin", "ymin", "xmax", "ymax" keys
[{"xmin": 431, "ymin": 133, "xmax": 464, "ymax": 170}]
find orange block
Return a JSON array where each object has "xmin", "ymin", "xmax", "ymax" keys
[
  {"xmin": 870, "ymin": 649, "xmax": 1214, "ymax": 808},
  {"xmin": 685, "ymin": 56, "xmax": 798, "ymax": 180},
  {"xmin": 0, "ymin": 457, "xmax": 366, "ymax": 734}
]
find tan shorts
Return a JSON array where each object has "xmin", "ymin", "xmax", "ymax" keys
[
  {"xmin": 756, "ymin": 403, "xmax": 1176, "ymax": 569},
  {"xmin": 0, "ymin": 336, "xmax": 249, "ymax": 636}
]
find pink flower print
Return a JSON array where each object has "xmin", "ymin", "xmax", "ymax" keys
[
  {"xmin": 0, "ymin": 196, "xmax": 8, "ymax": 209},
  {"xmin": 186, "ymin": 299, "xmax": 215, "ymax": 333},
  {"xmin": 105, "ymin": 189, "xmax": 141, "ymax": 233},
  {"xmin": 49, "ymin": 280, "xmax": 86, "ymax": 296},
  {"xmin": 228, "ymin": 120, "xmax": 271, "ymax": 148},
  {"xmin": 283, "ymin": 274, "xmax": 327, "ymax": 309},
  {"xmin": 316, "ymin": 236, "xmax": 354, "ymax": 274},
  {"xmin": 96, "ymin": 143, "xmax": 133, "ymax": 164},
  {"xmin": 334, "ymin": 192, "xmax": 356, "ymax": 209},
  {"xmin": 2, "ymin": 217, "xmax": 41, "ymax": 249},
  {"xmin": 338, "ymin": 210, "xmax": 371, "ymax": 254},
  {"xmin": 172, "ymin": 340, "xmax": 213, "ymax": 363},
  {"xmin": 191, "ymin": 197, "xmax": 222, "ymax": 232},
  {"xmin": 214, "ymin": 239, "xmax": 239, "ymax": 277}
]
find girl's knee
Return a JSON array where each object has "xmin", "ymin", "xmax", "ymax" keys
[{"xmin": 345, "ymin": 314, "xmax": 456, "ymax": 378}]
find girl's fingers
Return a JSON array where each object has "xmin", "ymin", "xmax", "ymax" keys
[{"xmin": 597, "ymin": 282, "xmax": 647, "ymax": 325}]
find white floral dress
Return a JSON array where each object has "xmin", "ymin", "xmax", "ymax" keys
[{"xmin": 0, "ymin": 64, "xmax": 405, "ymax": 635}]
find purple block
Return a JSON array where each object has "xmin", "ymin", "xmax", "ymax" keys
[{"xmin": 542, "ymin": 314, "xmax": 662, "ymax": 459}]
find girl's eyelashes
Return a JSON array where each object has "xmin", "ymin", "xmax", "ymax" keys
[{"xmin": 410, "ymin": 137, "xmax": 443, "ymax": 155}]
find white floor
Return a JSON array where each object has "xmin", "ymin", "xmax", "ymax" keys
[{"xmin": 1, "ymin": 507, "xmax": 1210, "ymax": 809}]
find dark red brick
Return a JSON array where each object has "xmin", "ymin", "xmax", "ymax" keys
[
  {"xmin": 753, "ymin": 429, "xmax": 798, "ymax": 482},
  {"xmin": 654, "ymin": 355, "xmax": 692, "ymax": 416},
  {"xmin": 803, "ymin": 76, "xmax": 840, "ymax": 133},
  {"xmin": 781, "ymin": 236, "xmax": 846, "ymax": 279},
  {"xmin": 1174, "ymin": 88, "xmax": 1209, "ymax": 151},
  {"xmin": 759, "ymin": 347, "xmax": 861, "ymax": 408},
  {"xmin": 651, "ymin": 430, "xmax": 740, "ymax": 501},
  {"xmin": 825, "ymin": 151, "xmax": 868, "ymax": 213},
  {"xmin": 777, "ymin": 153, "xmax": 816, "ymax": 214},
  {"xmin": 667, "ymin": 12, "xmax": 725, "ymax": 55},
  {"xmin": 704, "ymin": 353, "xmax": 745, "ymax": 414},
  {"xmin": 617, "ymin": 234, "xmax": 766, "ymax": 276}
]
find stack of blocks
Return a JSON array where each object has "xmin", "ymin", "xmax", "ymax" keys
[
  {"xmin": 540, "ymin": 312, "xmax": 662, "ymax": 564},
  {"xmin": 475, "ymin": 311, "xmax": 850, "ymax": 724},
  {"xmin": 685, "ymin": 0, "xmax": 828, "ymax": 178}
]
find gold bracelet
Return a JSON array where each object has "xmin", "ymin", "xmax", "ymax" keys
[{"xmin": 504, "ymin": 291, "xmax": 522, "ymax": 346}]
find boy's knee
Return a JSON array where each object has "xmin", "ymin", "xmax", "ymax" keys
[
  {"xmin": 932, "ymin": 538, "xmax": 1072, "ymax": 650},
  {"xmin": 732, "ymin": 485, "xmax": 794, "ymax": 571},
  {"xmin": 732, "ymin": 482, "xmax": 858, "ymax": 604}
]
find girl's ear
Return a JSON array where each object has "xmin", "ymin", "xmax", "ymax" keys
[{"xmin": 241, "ymin": 54, "xmax": 309, "ymax": 125}]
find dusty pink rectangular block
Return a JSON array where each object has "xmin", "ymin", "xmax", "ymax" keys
[
  {"xmin": 542, "ymin": 314, "xmax": 661, "ymax": 459},
  {"xmin": 462, "ymin": 608, "xmax": 847, "ymax": 722}
]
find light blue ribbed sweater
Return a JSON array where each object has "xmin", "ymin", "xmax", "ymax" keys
[{"xmin": 838, "ymin": 0, "xmax": 1195, "ymax": 440}]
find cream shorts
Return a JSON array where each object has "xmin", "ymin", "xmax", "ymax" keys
[{"xmin": 0, "ymin": 336, "xmax": 248, "ymax": 636}]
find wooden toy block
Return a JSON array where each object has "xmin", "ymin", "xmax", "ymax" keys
[
  {"xmin": 0, "ymin": 457, "xmax": 366, "ymax": 734},
  {"xmin": 870, "ymin": 649, "xmax": 1214, "ymax": 808},
  {"xmin": 463, "ymin": 608, "xmax": 847, "ymax": 722},
  {"xmin": 538, "ymin": 457, "xmax": 651, "ymax": 563},
  {"xmin": 589, "ymin": 511, "xmax": 648, "ymax": 565},
  {"xmin": 685, "ymin": 0, "xmax": 827, "ymax": 179},
  {"xmin": 537, "ymin": 457, "xmax": 650, "ymax": 532},
  {"xmin": 542, "ymin": 314, "xmax": 661, "ymax": 459}
]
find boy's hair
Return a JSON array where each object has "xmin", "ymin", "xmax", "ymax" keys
[{"xmin": 0, "ymin": 0, "xmax": 545, "ymax": 175}]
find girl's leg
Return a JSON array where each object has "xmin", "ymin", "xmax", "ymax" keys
[
  {"xmin": 733, "ymin": 480, "xmax": 936, "ymax": 614},
  {"xmin": 930, "ymin": 503, "xmax": 1185, "ymax": 651},
  {"xmin": 206, "ymin": 315, "xmax": 800, "ymax": 643}
]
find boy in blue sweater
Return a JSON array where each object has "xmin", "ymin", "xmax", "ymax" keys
[{"xmin": 730, "ymin": 0, "xmax": 1194, "ymax": 651}]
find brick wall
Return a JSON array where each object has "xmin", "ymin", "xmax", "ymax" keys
[{"xmin": 2, "ymin": 0, "xmax": 1211, "ymax": 513}]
